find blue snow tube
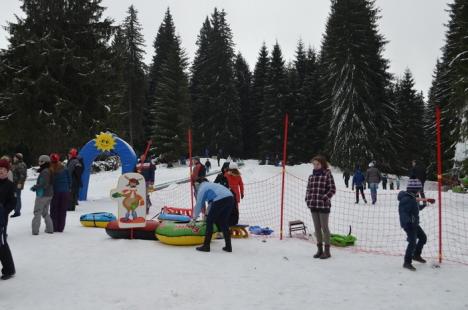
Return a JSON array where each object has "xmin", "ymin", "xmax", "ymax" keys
[
  {"xmin": 158, "ymin": 213, "xmax": 191, "ymax": 222},
  {"xmin": 248, "ymin": 226, "xmax": 274, "ymax": 235},
  {"xmin": 80, "ymin": 212, "xmax": 116, "ymax": 228}
]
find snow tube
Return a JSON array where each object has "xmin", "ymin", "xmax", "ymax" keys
[
  {"xmin": 80, "ymin": 212, "xmax": 116, "ymax": 228},
  {"xmin": 105, "ymin": 220, "xmax": 159, "ymax": 240},
  {"xmin": 155, "ymin": 221, "xmax": 218, "ymax": 246},
  {"xmin": 330, "ymin": 234, "xmax": 357, "ymax": 247},
  {"xmin": 158, "ymin": 213, "xmax": 191, "ymax": 222},
  {"xmin": 248, "ymin": 226, "xmax": 274, "ymax": 235}
]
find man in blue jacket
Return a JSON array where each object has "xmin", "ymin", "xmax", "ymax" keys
[
  {"xmin": 190, "ymin": 178, "xmax": 235, "ymax": 252},
  {"xmin": 398, "ymin": 178, "xmax": 434, "ymax": 271}
]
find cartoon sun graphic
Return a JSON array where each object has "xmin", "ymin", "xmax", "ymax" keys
[{"xmin": 94, "ymin": 132, "xmax": 116, "ymax": 152}]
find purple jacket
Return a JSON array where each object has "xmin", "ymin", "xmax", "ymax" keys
[{"xmin": 305, "ymin": 169, "xmax": 336, "ymax": 210}]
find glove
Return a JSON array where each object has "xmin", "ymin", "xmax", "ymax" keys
[
  {"xmin": 30, "ymin": 185, "xmax": 37, "ymax": 192},
  {"xmin": 426, "ymin": 198, "xmax": 435, "ymax": 204},
  {"xmin": 241, "ymin": 193, "xmax": 244, "ymax": 199}
]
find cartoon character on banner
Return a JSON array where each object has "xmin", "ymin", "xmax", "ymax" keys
[{"xmin": 110, "ymin": 173, "xmax": 146, "ymax": 228}]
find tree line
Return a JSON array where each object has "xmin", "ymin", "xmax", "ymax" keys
[{"xmin": 0, "ymin": 0, "xmax": 466, "ymax": 179}]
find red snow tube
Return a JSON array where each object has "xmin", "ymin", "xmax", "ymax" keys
[{"xmin": 105, "ymin": 220, "xmax": 159, "ymax": 240}]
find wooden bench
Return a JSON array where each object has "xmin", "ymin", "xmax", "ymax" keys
[
  {"xmin": 289, "ymin": 220, "xmax": 306, "ymax": 237},
  {"xmin": 229, "ymin": 225, "xmax": 249, "ymax": 238}
]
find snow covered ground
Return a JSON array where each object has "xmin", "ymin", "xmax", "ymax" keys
[{"xmin": 2, "ymin": 161, "xmax": 468, "ymax": 310}]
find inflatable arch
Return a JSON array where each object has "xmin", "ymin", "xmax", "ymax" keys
[{"xmin": 78, "ymin": 132, "xmax": 137, "ymax": 201}]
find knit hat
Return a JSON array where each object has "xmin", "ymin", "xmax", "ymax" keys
[
  {"xmin": 0, "ymin": 159, "xmax": 10, "ymax": 170},
  {"xmin": 229, "ymin": 162, "xmax": 238, "ymax": 170},
  {"xmin": 368, "ymin": 162, "xmax": 374, "ymax": 167},
  {"xmin": 50, "ymin": 153, "xmax": 60, "ymax": 163},
  {"xmin": 38, "ymin": 155, "xmax": 51, "ymax": 164},
  {"xmin": 14, "ymin": 153, "xmax": 23, "ymax": 160},
  {"xmin": 407, "ymin": 178, "xmax": 422, "ymax": 192}
]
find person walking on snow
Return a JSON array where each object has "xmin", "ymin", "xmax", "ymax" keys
[
  {"xmin": 49, "ymin": 154, "xmax": 71, "ymax": 232},
  {"xmin": 205, "ymin": 159, "xmax": 212, "ymax": 174},
  {"xmin": 352, "ymin": 166, "xmax": 367, "ymax": 204},
  {"xmin": 382, "ymin": 174, "xmax": 388, "ymax": 190},
  {"xmin": 190, "ymin": 179, "xmax": 235, "ymax": 253},
  {"xmin": 10, "ymin": 153, "xmax": 27, "ymax": 217},
  {"xmin": 305, "ymin": 155, "xmax": 336, "ymax": 259},
  {"xmin": 0, "ymin": 159, "xmax": 17, "ymax": 280},
  {"xmin": 365, "ymin": 162, "xmax": 382, "ymax": 205},
  {"xmin": 398, "ymin": 179, "xmax": 435, "ymax": 271},
  {"xmin": 31, "ymin": 155, "xmax": 54, "ymax": 235},
  {"xmin": 67, "ymin": 148, "xmax": 83, "ymax": 211},
  {"xmin": 191, "ymin": 157, "xmax": 206, "ymax": 195},
  {"xmin": 343, "ymin": 169, "xmax": 351, "ymax": 188}
]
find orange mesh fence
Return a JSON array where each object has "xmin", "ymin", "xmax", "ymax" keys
[{"xmin": 151, "ymin": 172, "xmax": 468, "ymax": 264}]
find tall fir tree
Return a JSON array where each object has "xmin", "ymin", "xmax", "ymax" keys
[
  {"xmin": 302, "ymin": 47, "xmax": 324, "ymax": 160},
  {"xmin": 148, "ymin": 9, "xmax": 190, "ymax": 162},
  {"xmin": 250, "ymin": 43, "xmax": 270, "ymax": 158},
  {"xmin": 320, "ymin": 0, "xmax": 398, "ymax": 170},
  {"xmin": 120, "ymin": 5, "xmax": 147, "ymax": 149},
  {"xmin": 190, "ymin": 9, "xmax": 242, "ymax": 156},
  {"xmin": 394, "ymin": 69, "xmax": 428, "ymax": 172},
  {"xmin": 234, "ymin": 53, "xmax": 253, "ymax": 157},
  {"xmin": 259, "ymin": 42, "xmax": 289, "ymax": 161},
  {"xmin": 0, "ymin": 0, "xmax": 115, "ymax": 159}
]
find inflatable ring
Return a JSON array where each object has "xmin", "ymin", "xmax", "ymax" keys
[
  {"xmin": 105, "ymin": 220, "xmax": 159, "ymax": 240},
  {"xmin": 158, "ymin": 213, "xmax": 191, "ymax": 222},
  {"xmin": 80, "ymin": 212, "xmax": 116, "ymax": 228},
  {"xmin": 156, "ymin": 221, "xmax": 218, "ymax": 246},
  {"xmin": 230, "ymin": 225, "xmax": 249, "ymax": 238}
]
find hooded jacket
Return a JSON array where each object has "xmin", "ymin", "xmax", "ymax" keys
[{"xmin": 398, "ymin": 191, "xmax": 425, "ymax": 229}]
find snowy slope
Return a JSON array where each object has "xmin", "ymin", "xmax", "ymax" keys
[{"xmin": 1, "ymin": 161, "xmax": 468, "ymax": 310}]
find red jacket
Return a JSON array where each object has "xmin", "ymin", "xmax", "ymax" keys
[{"xmin": 225, "ymin": 170, "xmax": 244, "ymax": 203}]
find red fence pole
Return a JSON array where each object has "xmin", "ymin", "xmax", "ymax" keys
[
  {"xmin": 280, "ymin": 114, "xmax": 289, "ymax": 240},
  {"xmin": 435, "ymin": 106, "xmax": 443, "ymax": 264},
  {"xmin": 188, "ymin": 129, "xmax": 194, "ymax": 213}
]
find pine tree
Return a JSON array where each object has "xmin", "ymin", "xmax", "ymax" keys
[
  {"xmin": 0, "ymin": 0, "xmax": 115, "ymax": 158},
  {"xmin": 394, "ymin": 69, "xmax": 427, "ymax": 172},
  {"xmin": 251, "ymin": 43, "xmax": 270, "ymax": 158},
  {"xmin": 190, "ymin": 9, "xmax": 242, "ymax": 156},
  {"xmin": 259, "ymin": 42, "xmax": 289, "ymax": 161},
  {"xmin": 443, "ymin": 0, "xmax": 468, "ymax": 138},
  {"xmin": 234, "ymin": 53, "xmax": 253, "ymax": 157},
  {"xmin": 148, "ymin": 9, "xmax": 190, "ymax": 163},
  {"xmin": 121, "ymin": 5, "xmax": 147, "ymax": 149},
  {"xmin": 320, "ymin": 0, "xmax": 398, "ymax": 170},
  {"xmin": 302, "ymin": 48, "xmax": 324, "ymax": 160}
]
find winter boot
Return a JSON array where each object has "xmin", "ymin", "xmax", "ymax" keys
[
  {"xmin": 196, "ymin": 245, "xmax": 210, "ymax": 252},
  {"xmin": 320, "ymin": 244, "xmax": 331, "ymax": 259},
  {"xmin": 403, "ymin": 262, "xmax": 416, "ymax": 271},
  {"xmin": 313, "ymin": 243, "xmax": 323, "ymax": 258},
  {"xmin": 413, "ymin": 255, "xmax": 427, "ymax": 263},
  {"xmin": 223, "ymin": 233, "xmax": 232, "ymax": 252}
]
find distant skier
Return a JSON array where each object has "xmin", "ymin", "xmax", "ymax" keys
[
  {"xmin": 382, "ymin": 174, "xmax": 388, "ymax": 190},
  {"xmin": 205, "ymin": 159, "xmax": 212, "ymax": 174},
  {"xmin": 343, "ymin": 169, "xmax": 351, "ymax": 188},
  {"xmin": 352, "ymin": 166, "xmax": 367, "ymax": 204},
  {"xmin": 365, "ymin": 162, "xmax": 381, "ymax": 205}
]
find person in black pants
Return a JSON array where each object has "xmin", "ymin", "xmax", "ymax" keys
[
  {"xmin": 0, "ymin": 159, "xmax": 16, "ymax": 280},
  {"xmin": 398, "ymin": 178, "xmax": 434, "ymax": 271},
  {"xmin": 352, "ymin": 167, "xmax": 367, "ymax": 204},
  {"xmin": 190, "ymin": 179, "xmax": 235, "ymax": 252}
]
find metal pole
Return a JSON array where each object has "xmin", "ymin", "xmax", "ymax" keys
[
  {"xmin": 435, "ymin": 106, "xmax": 443, "ymax": 264},
  {"xmin": 280, "ymin": 114, "xmax": 289, "ymax": 240}
]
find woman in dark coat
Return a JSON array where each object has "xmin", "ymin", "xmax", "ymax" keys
[
  {"xmin": 50, "ymin": 154, "xmax": 71, "ymax": 232},
  {"xmin": 0, "ymin": 159, "xmax": 16, "ymax": 280}
]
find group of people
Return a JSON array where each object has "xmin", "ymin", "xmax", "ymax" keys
[
  {"xmin": 343, "ymin": 160, "xmax": 425, "ymax": 206},
  {"xmin": 189, "ymin": 157, "xmax": 244, "ymax": 253},
  {"xmin": 306, "ymin": 156, "xmax": 433, "ymax": 270},
  {"xmin": 0, "ymin": 149, "xmax": 84, "ymax": 280}
]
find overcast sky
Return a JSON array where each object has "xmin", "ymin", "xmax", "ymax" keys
[{"xmin": 0, "ymin": 0, "xmax": 451, "ymax": 95}]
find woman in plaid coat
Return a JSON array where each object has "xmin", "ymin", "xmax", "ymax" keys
[{"xmin": 305, "ymin": 155, "xmax": 336, "ymax": 259}]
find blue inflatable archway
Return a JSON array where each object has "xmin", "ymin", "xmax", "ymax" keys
[{"xmin": 78, "ymin": 134, "xmax": 137, "ymax": 201}]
